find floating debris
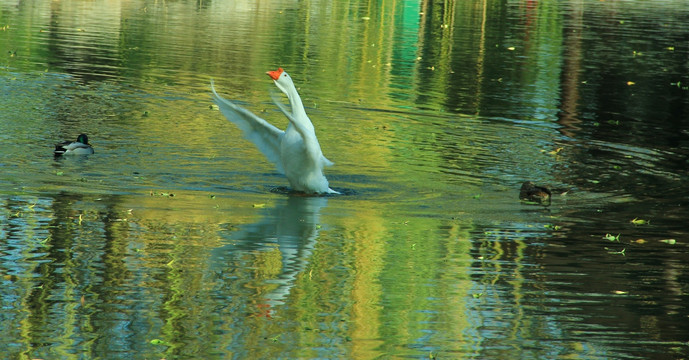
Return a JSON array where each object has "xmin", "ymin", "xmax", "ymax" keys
[
  {"xmin": 630, "ymin": 217, "xmax": 650, "ymax": 225},
  {"xmin": 604, "ymin": 233, "xmax": 620, "ymax": 242},
  {"xmin": 150, "ymin": 191, "xmax": 174, "ymax": 197}
]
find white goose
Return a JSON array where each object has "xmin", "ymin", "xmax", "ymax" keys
[{"xmin": 211, "ymin": 68, "xmax": 338, "ymax": 194}]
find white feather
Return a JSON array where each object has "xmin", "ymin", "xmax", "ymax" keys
[
  {"xmin": 211, "ymin": 70, "xmax": 337, "ymax": 194},
  {"xmin": 211, "ymin": 80, "xmax": 285, "ymax": 174}
]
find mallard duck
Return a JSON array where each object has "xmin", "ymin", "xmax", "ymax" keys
[
  {"xmin": 211, "ymin": 68, "xmax": 337, "ymax": 194},
  {"xmin": 519, "ymin": 181, "xmax": 551, "ymax": 205},
  {"xmin": 54, "ymin": 134, "xmax": 94, "ymax": 156}
]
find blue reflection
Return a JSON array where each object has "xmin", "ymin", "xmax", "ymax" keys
[{"xmin": 211, "ymin": 196, "xmax": 328, "ymax": 310}]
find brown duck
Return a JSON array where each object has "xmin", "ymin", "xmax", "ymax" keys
[{"xmin": 520, "ymin": 182, "xmax": 552, "ymax": 205}]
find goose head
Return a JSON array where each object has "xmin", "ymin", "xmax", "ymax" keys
[{"xmin": 266, "ymin": 68, "xmax": 294, "ymax": 97}]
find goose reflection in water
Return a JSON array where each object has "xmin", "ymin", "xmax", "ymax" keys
[{"xmin": 210, "ymin": 195, "xmax": 328, "ymax": 316}]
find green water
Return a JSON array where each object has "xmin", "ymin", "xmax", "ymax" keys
[{"xmin": 1, "ymin": 0, "xmax": 688, "ymax": 359}]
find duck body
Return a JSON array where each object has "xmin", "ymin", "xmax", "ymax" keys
[
  {"xmin": 211, "ymin": 68, "xmax": 337, "ymax": 194},
  {"xmin": 519, "ymin": 181, "xmax": 551, "ymax": 205},
  {"xmin": 54, "ymin": 134, "xmax": 94, "ymax": 156}
]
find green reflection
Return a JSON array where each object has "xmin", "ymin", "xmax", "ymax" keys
[{"xmin": 0, "ymin": 0, "xmax": 688, "ymax": 359}]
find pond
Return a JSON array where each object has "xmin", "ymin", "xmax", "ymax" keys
[{"xmin": 1, "ymin": 0, "xmax": 688, "ymax": 359}]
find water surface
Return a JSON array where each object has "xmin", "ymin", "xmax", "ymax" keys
[{"xmin": 1, "ymin": 0, "xmax": 688, "ymax": 359}]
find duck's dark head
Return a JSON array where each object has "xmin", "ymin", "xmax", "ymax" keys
[{"xmin": 77, "ymin": 134, "xmax": 89, "ymax": 144}]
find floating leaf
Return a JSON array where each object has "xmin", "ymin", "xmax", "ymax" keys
[
  {"xmin": 605, "ymin": 247, "xmax": 626, "ymax": 256},
  {"xmin": 150, "ymin": 339, "xmax": 171, "ymax": 346},
  {"xmin": 150, "ymin": 191, "xmax": 174, "ymax": 197},
  {"xmin": 630, "ymin": 217, "xmax": 649, "ymax": 225},
  {"xmin": 547, "ymin": 147, "xmax": 564, "ymax": 155},
  {"xmin": 634, "ymin": 239, "xmax": 646, "ymax": 244},
  {"xmin": 604, "ymin": 233, "xmax": 620, "ymax": 242},
  {"xmin": 626, "ymin": 81, "xmax": 635, "ymax": 86}
]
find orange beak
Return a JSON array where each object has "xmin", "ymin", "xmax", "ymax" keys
[{"xmin": 266, "ymin": 67, "xmax": 284, "ymax": 80}]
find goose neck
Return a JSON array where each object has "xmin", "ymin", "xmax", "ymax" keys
[{"xmin": 286, "ymin": 87, "xmax": 307, "ymax": 118}]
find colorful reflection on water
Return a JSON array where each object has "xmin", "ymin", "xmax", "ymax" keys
[{"xmin": 1, "ymin": 0, "xmax": 688, "ymax": 359}]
